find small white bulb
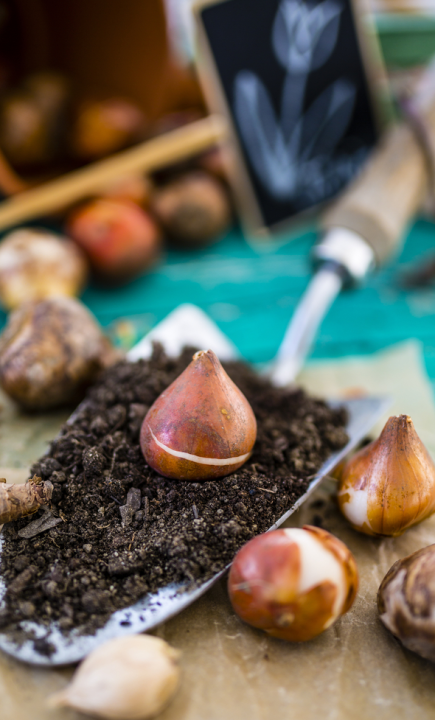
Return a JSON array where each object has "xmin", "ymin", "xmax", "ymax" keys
[{"xmin": 48, "ymin": 634, "xmax": 181, "ymax": 720}]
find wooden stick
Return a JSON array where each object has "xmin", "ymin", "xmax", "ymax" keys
[{"xmin": 0, "ymin": 115, "xmax": 227, "ymax": 232}]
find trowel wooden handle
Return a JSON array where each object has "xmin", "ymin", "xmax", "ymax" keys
[{"xmin": 322, "ymin": 115, "xmax": 432, "ymax": 265}]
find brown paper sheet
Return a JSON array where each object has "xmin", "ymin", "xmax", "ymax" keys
[{"xmin": 2, "ymin": 340, "xmax": 435, "ymax": 720}]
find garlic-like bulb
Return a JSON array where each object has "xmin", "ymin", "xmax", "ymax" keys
[
  {"xmin": 338, "ymin": 415, "xmax": 435, "ymax": 536},
  {"xmin": 378, "ymin": 545, "xmax": 435, "ymax": 662},
  {"xmin": 140, "ymin": 349, "xmax": 257, "ymax": 481},
  {"xmin": 48, "ymin": 635, "xmax": 181, "ymax": 720},
  {"xmin": 228, "ymin": 526, "xmax": 358, "ymax": 642},
  {"xmin": 0, "ymin": 296, "xmax": 116, "ymax": 410},
  {"xmin": 0, "ymin": 228, "xmax": 88, "ymax": 310}
]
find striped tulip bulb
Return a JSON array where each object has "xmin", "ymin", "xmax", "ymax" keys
[
  {"xmin": 228, "ymin": 526, "xmax": 358, "ymax": 642},
  {"xmin": 140, "ymin": 350, "xmax": 257, "ymax": 481},
  {"xmin": 338, "ymin": 415, "xmax": 435, "ymax": 537}
]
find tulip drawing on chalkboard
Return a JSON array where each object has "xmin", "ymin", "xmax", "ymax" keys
[
  {"xmin": 234, "ymin": 0, "xmax": 358, "ymax": 206},
  {"xmin": 273, "ymin": 0, "xmax": 342, "ymax": 74}
]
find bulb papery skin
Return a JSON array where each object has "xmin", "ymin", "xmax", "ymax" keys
[
  {"xmin": 338, "ymin": 415, "xmax": 435, "ymax": 537},
  {"xmin": 47, "ymin": 635, "xmax": 181, "ymax": 720},
  {"xmin": 378, "ymin": 545, "xmax": 435, "ymax": 662},
  {"xmin": 0, "ymin": 228, "xmax": 88, "ymax": 310},
  {"xmin": 140, "ymin": 350, "xmax": 257, "ymax": 481},
  {"xmin": 227, "ymin": 526, "xmax": 358, "ymax": 642}
]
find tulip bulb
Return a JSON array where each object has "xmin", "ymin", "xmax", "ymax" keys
[
  {"xmin": 228, "ymin": 526, "xmax": 358, "ymax": 642},
  {"xmin": 140, "ymin": 349, "xmax": 257, "ymax": 481},
  {"xmin": 67, "ymin": 198, "xmax": 161, "ymax": 282},
  {"xmin": 378, "ymin": 545, "xmax": 435, "ymax": 662},
  {"xmin": 0, "ymin": 296, "xmax": 116, "ymax": 410},
  {"xmin": 338, "ymin": 415, "xmax": 435, "ymax": 537},
  {"xmin": 71, "ymin": 98, "xmax": 146, "ymax": 160},
  {"xmin": 0, "ymin": 228, "xmax": 88, "ymax": 310},
  {"xmin": 151, "ymin": 171, "xmax": 232, "ymax": 247},
  {"xmin": 48, "ymin": 635, "xmax": 181, "ymax": 720}
]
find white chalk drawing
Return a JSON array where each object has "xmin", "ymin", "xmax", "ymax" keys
[
  {"xmin": 234, "ymin": 0, "xmax": 361, "ymax": 205},
  {"xmin": 273, "ymin": 0, "xmax": 342, "ymax": 74}
]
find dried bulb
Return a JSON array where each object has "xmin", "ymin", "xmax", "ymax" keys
[
  {"xmin": 151, "ymin": 171, "xmax": 232, "ymax": 247},
  {"xmin": 338, "ymin": 415, "xmax": 435, "ymax": 537},
  {"xmin": 0, "ymin": 228, "xmax": 88, "ymax": 310},
  {"xmin": 0, "ymin": 73, "xmax": 69, "ymax": 168},
  {"xmin": 67, "ymin": 198, "xmax": 161, "ymax": 282},
  {"xmin": 0, "ymin": 475, "xmax": 52, "ymax": 524},
  {"xmin": 378, "ymin": 545, "xmax": 435, "ymax": 662},
  {"xmin": 24, "ymin": 72, "xmax": 70, "ymax": 119},
  {"xmin": 228, "ymin": 526, "xmax": 358, "ymax": 642},
  {"xmin": 0, "ymin": 296, "xmax": 117, "ymax": 410},
  {"xmin": 0, "ymin": 92, "xmax": 48, "ymax": 166},
  {"xmin": 140, "ymin": 349, "xmax": 257, "ymax": 480},
  {"xmin": 48, "ymin": 635, "xmax": 181, "ymax": 720},
  {"xmin": 71, "ymin": 98, "xmax": 146, "ymax": 160}
]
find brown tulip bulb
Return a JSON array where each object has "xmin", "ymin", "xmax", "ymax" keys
[
  {"xmin": 0, "ymin": 296, "xmax": 117, "ymax": 410},
  {"xmin": 228, "ymin": 526, "xmax": 358, "ymax": 642},
  {"xmin": 71, "ymin": 98, "xmax": 146, "ymax": 160},
  {"xmin": 0, "ymin": 92, "xmax": 47, "ymax": 166},
  {"xmin": 140, "ymin": 350, "xmax": 257, "ymax": 481},
  {"xmin": 0, "ymin": 73, "xmax": 69, "ymax": 168},
  {"xmin": 67, "ymin": 198, "xmax": 161, "ymax": 282},
  {"xmin": 338, "ymin": 415, "xmax": 435, "ymax": 537},
  {"xmin": 378, "ymin": 545, "xmax": 435, "ymax": 662},
  {"xmin": 151, "ymin": 172, "xmax": 232, "ymax": 248},
  {"xmin": 24, "ymin": 72, "xmax": 70, "ymax": 119}
]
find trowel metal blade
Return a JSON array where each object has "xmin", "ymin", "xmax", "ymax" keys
[{"xmin": 0, "ymin": 395, "xmax": 389, "ymax": 665}]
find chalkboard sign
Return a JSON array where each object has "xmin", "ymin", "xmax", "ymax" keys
[{"xmin": 194, "ymin": 0, "xmax": 383, "ymax": 235}]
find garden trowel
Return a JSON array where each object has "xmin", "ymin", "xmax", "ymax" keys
[{"xmin": 271, "ymin": 64, "xmax": 435, "ymax": 385}]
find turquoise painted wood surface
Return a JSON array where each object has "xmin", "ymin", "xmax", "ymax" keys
[
  {"xmin": 51, "ymin": 219, "xmax": 435, "ymax": 385},
  {"xmin": 0, "ymin": 220, "xmax": 434, "ymax": 386},
  {"xmin": 81, "ymin": 217, "xmax": 435, "ymax": 384}
]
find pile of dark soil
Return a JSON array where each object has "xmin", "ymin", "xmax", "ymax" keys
[{"xmin": 0, "ymin": 346, "xmax": 348, "ymax": 647}]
